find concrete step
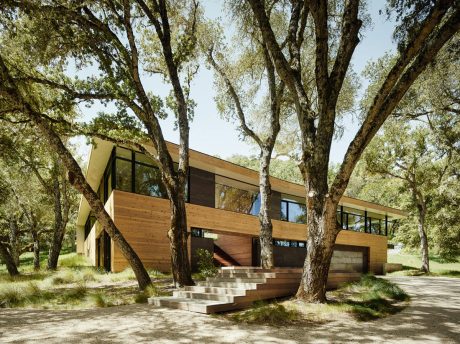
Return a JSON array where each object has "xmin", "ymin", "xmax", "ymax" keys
[
  {"xmin": 206, "ymin": 277, "xmax": 267, "ymax": 283},
  {"xmin": 217, "ymin": 272, "xmax": 302, "ymax": 279},
  {"xmin": 197, "ymin": 281, "xmax": 260, "ymax": 289},
  {"xmin": 173, "ymin": 291, "xmax": 235, "ymax": 302},
  {"xmin": 149, "ymin": 267, "xmax": 362, "ymax": 314},
  {"xmin": 183, "ymin": 285, "xmax": 247, "ymax": 295},
  {"xmin": 149, "ymin": 297, "xmax": 227, "ymax": 313}
]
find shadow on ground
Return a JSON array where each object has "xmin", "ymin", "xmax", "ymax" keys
[{"xmin": 1, "ymin": 276, "xmax": 459, "ymax": 343}]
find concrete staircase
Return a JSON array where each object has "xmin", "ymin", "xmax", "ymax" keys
[
  {"xmin": 149, "ymin": 267, "xmax": 301, "ymax": 314},
  {"xmin": 149, "ymin": 267, "xmax": 362, "ymax": 314}
]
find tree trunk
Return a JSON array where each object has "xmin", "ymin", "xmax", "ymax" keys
[
  {"xmin": 26, "ymin": 107, "xmax": 153, "ymax": 291},
  {"xmin": 168, "ymin": 192, "xmax": 194, "ymax": 287},
  {"xmin": 32, "ymin": 232, "xmax": 40, "ymax": 271},
  {"xmin": 0, "ymin": 241, "xmax": 19, "ymax": 276},
  {"xmin": 417, "ymin": 205, "xmax": 430, "ymax": 273},
  {"xmin": 296, "ymin": 195, "xmax": 339, "ymax": 303},
  {"xmin": 412, "ymin": 186, "xmax": 430, "ymax": 273},
  {"xmin": 259, "ymin": 148, "xmax": 274, "ymax": 269},
  {"xmin": 47, "ymin": 171, "xmax": 64, "ymax": 270},
  {"xmin": 9, "ymin": 218, "xmax": 20, "ymax": 267}
]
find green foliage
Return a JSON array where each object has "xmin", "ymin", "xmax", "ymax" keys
[
  {"xmin": 195, "ymin": 248, "xmax": 217, "ymax": 278},
  {"xmin": 230, "ymin": 301, "xmax": 301, "ymax": 325},
  {"xmin": 92, "ymin": 291, "xmax": 112, "ymax": 308},
  {"xmin": 58, "ymin": 253, "xmax": 91, "ymax": 268},
  {"xmin": 388, "ymin": 252, "xmax": 460, "ymax": 277}
]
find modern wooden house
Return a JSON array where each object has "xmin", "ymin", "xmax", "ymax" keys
[{"xmin": 76, "ymin": 139, "xmax": 406, "ymax": 276}]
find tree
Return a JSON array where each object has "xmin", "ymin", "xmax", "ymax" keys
[
  {"xmin": 361, "ymin": 40, "xmax": 460, "ymax": 265},
  {"xmin": 0, "ymin": 53, "xmax": 154, "ymax": 290},
  {"xmin": 243, "ymin": 0, "xmax": 460, "ymax": 302},
  {"xmin": 204, "ymin": 26, "xmax": 285, "ymax": 268},
  {"xmin": 0, "ymin": 0, "xmax": 204, "ymax": 286},
  {"xmin": 0, "ymin": 125, "xmax": 76, "ymax": 270}
]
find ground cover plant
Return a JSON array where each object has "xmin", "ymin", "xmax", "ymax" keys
[
  {"xmin": 0, "ymin": 251, "xmax": 172, "ymax": 309},
  {"xmin": 388, "ymin": 252, "xmax": 460, "ymax": 278},
  {"xmin": 227, "ymin": 275, "xmax": 409, "ymax": 325}
]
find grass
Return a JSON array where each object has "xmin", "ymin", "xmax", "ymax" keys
[
  {"xmin": 0, "ymin": 250, "xmax": 173, "ymax": 309},
  {"xmin": 388, "ymin": 252, "xmax": 460, "ymax": 278},
  {"xmin": 227, "ymin": 274, "xmax": 409, "ymax": 325}
]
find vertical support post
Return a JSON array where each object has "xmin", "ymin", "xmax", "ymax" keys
[
  {"xmin": 131, "ymin": 150, "xmax": 135, "ymax": 193},
  {"xmin": 364, "ymin": 211, "xmax": 368, "ymax": 233},
  {"xmin": 385, "ymin": 215, "xmax": 388, "ymax": 236},
  {"xmin": 340, "ymin": 205, "xmax": 344, "ymax": 229}
]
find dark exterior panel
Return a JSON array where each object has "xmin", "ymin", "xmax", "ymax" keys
[
  {"xmin": 189, "ymin": 167, "xmax": 215, "ymax": 208},
  {"xmin": 270, "ymin": 190, "xmax": 281, "ymax": 220}
]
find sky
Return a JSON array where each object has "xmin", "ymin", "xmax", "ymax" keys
[{"xmin": 76, "ymin": 1, "xmax": 397, "ymax": 164}]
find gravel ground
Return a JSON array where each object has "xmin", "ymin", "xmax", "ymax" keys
[{"xmin": 0, "ymin": 276, "xmax": 459, "ymax": 343}]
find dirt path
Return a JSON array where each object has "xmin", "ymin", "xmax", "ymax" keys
[{"xmin": 1, "ymin": 276, "xmax": 459, "ymax": 343}]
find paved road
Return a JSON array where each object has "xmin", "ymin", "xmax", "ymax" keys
[{"xmin": 0, "ymin": 276, "xmax": 459, "ymax": 343}]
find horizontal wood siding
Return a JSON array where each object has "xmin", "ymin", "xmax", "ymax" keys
[
  {"xmin": 110, "ymin": 190, "xmax": 387, "ymax": 274},
  {"xmin": 214, "ymin": 233, "xmax": 252, "ymax": 266}
]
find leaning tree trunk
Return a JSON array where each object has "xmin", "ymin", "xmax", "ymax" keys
[
  {"xmin": 47, "ymin": 173, "xmax": 64, "ymax": 270},
  {"xmin": 168, "ymin": 191, "xmax": 194, "ymax": 287},
  {"xmin": 296, "ymin": 195, "xmax": 339, "ymax": 303},
  {"xmin": 259, "ymin": 148, "xmax": 274, "ymax": 269},
  {"xmin": 24, "ymin": 106, "xmax": 153, "ymax": 291},
  {"xmin": 416, "ymin": 204, "xmax": 430, "ymax": 273},
  {"xmin": 0, "ymin": 241, "xmax": 19, "ymax": 276}
]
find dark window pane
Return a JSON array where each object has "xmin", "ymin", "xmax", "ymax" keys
[
  {"xmin": 348, "ymin": 213, "xmax": 365, "ymax": 232},
  {"xmin": 134, "ymin": 163, "xmax": 168, "ymax": 198},
  {"xmin": 370, "ymin": 218, "xmax": 381, "ymax": 235},
  {"xmin": 116, "ymin": 158, "xmax": 132, "ymax": 192},
  {"xmin": 116, "ymin": 147, "xmax": 132, "ymax": 160},
  {"xmin": 281, "ymin": 201, "xmax": 288, "ymax": 221},
  {"xmin": 135, "ymin": 152, "xmax": 155, "ymax": 166},
  {"xmin": 215, "ymin": 184, "xmax": 258, "ymax": 214}
]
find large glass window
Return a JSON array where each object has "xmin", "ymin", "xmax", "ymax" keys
[
  {"xmin": 135, "ymin": 163, "xmax": 168, "ymax": 197},
  {"xmin": 348, "ymin": 213, "xmax": 365, "ymax": 232},
  {"xmin": 116, "ymin": 158, "xmax": 132, "ymax": 192},
  {"xmin": 369, "ymin": 217, "xmax": 382, "ymax": 235},
  {"xmin": 215, "ymin": 176, "xmax": 259, "ymax": 215},
  {"xmin": 281, "ymin": 197, "xmax": 307, "ymax": 224}
]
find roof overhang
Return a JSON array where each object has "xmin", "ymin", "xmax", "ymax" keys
[{"xmin": 76, "ymin": 139, "xmax": 408, "ymax": 226}]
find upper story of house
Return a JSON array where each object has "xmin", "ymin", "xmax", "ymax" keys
[{"xmin": 76, "ymin": 139, "xmax": 407, "ymax": 239}]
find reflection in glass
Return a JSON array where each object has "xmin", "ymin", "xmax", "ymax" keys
[
  {"xmin": 116, "ymin": 159, "xmax": 132, "ymax": 192},
  {"xmin": 289, "ymin": 202, "xmax": 307, "ymax": 224},
  {"xmin": 281, "ymin": 201, "xmax": 288, "ymax": 221},
  {"xmin": 370, "ymin": 218, "xmax": 381, "ymax": 235},
  {"xmin": 135, "ymin": 163, "xmax": 168, "ymax": 198},
  {"xmin": 215, "ymin": 184, "xmax": 259, "ymax": 214},
  {"xmin": 348, "ymin": 213, "xmax": 365, "ymax": 232}
]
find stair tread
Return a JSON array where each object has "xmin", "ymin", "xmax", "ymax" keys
[{"xmin": 153, "ymin": 296, "xmax": 229, "ymax": 305}]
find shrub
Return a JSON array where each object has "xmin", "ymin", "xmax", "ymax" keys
[
  {"xmin": 58, "ymin": 253, "xmax": 90, "ymax": 268},
  {"xmin": 0, "ymin": 285, "xmax": 23, "ymax": 307},
  {"xmin": 134, "ymin": 284, "xmax": 162, "ymax": 303},
  {"xmin": 92, "ymin": 291, "xmax": 112, "ymax": 307},
  {"xmin": 62, "ymin": 282, "xmax": 87, "ymax": 302},
  {"xmin": 230, "ymin": 301, "xmax": 300, "ymax": 325},
  {"xmin": 196, "ymin": 249, "xmax": 218, "ymax": 278}
]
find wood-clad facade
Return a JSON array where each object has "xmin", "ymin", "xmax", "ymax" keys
[{"xmin": 77, "ymin": 140, "xmax": 405, "ymax": 275}]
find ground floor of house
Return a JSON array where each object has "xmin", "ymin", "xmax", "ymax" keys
[{"xmin": 76, "ymin": 190, "xmax": 388, "ymax": 275}]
